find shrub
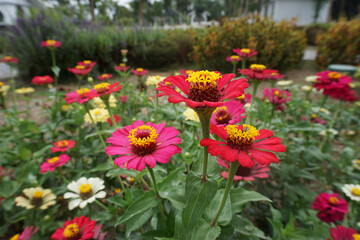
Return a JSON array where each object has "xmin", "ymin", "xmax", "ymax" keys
[
  {"xmin": 302, "ymin": 23, "xmax": 331, "ymax": 46},
  {"xmin": 316, "ymin": 19, "xmax": 360, "ymax": 68},
  {"xmin": 191, "ymin": 16, "xmax": 307, "ymax": 72}
]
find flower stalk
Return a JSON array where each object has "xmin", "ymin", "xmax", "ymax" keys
[
  {"xmin": 104, "ymin": 99, "xmax": 119, "ymax": 129},
  {"xmin": 148, "ymin": 167, "xmax": 167, "ymax": 226},
  {"xmin": 246, "ymin": 80, "xmax": 260, "ymax": 124}
]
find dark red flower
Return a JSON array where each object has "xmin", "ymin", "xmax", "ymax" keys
[
  {"xmin": 114, "ymin": 63, "xmax": 130, "ymax": 72},
  {"xmin": 233, "ymin": 48, "xmax": 257, "ymax": 58},
  {"xmin": 1, "ymin": 56, "xmax": 18, "ymax": 64},
  {"xmin": 200, "ymin": 124, "xmax": 285, "ymax": 167},
  {"xmin": 329, "ymin": 225, "xmax": 358, "ymax": 240},
  {"xmin": 97, "ymin": 74, "xmax": 113, "ymax": 81},
  {"xmin": 31, "ymin": 75, "xmax": 54, "ymax": 85},
  {"xmin": 41, "ymin": 40, "xmax": 61, "ymax": 48},
  {"xmin": 132, "ymin": 68, "xmax": 148, "ymax": 76},
  {"xmin": 238, "ymin": 64, "xmax": 278, "ymax": 80},
  {"xmin": 51, "ymin": 215, "xmax": 96, "ymax": 240},
  {"xmin": 156, "ymin": 70, "xmax": 249, "ymax": 109},
  {"xmin": 78, "ymin": 60, "xmax": 96, "ymax": 69},
  {"xmin": 107, "ymin": 115, "xmax": 120, "ymax": 126},
  {"xmin": 51, "ymin": 140, "xmax": 76, "ymax": 153},
  {"xmin": 311, "ymin": 192, "xmax": 348, "ymax": 223},
  {"xmin": 68, "ymin": 65, "xmax": 92, "ymax": 76}
]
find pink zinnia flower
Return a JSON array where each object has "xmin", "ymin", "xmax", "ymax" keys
[
  {"xmin": 156, "ymin": 70, "xmax": 249, "ymax": 109},
  {"xmin": 269, "ymin": 72, "xmax": 285, "ymax": 80},
  {"xmin": 218, "ymin": 157, "xmax": 270, "ymax": 181},
  {"xmin": 106, "ymin": 120, "xmax": 182, "ymax": 171},
  {"xmin": 263, "ymin": 88, "xmax": 292, "ymax": 111},
  {"xmin": 132, "ymin": 68, "xmax": 148, "ymax": 76},
  {"xmin": 119, "ymin": 96, "xmax": 128, "ymax": 103},
  {"xmin": 51, "ymin": 140, "xmax": 76, "ymax": 153},
  {"xmin": 201, "ymin": 124, "xmax": 286, "ymax": 168},
  {"xmin": 311, "ymin": 192, "xmax": 348, "ymax": 223},
  {"xmin": 233, "ymin": 48, "xmax": 257, "ymax": 58},
  {"xmin": 78, "ymin": 60, "xmax": 96, "ymax": 69},
  {"xmin": 226, "ymin": 55, "xmax": 242, "ymax": 62},
  {"xmin": 65, "ymin": 88, "xmax": 97, "ymax": 104},
  {"xmin": 68, "ymin": 65, "xmax": 92, "ymax": 76},
  {"xmin": 114, "ymin": 63, "xmax": 130, "ymax": 72},
  {"xmin": 89, "ymin": 82, "xmax": 122, "ymax": 98},
  {"xmin": 51, "ymin": 216, "xmax": 96, "ymax": 240},
  {"xmin": 97, "ymin": 74, "xmax": 113, "ymax": 81},
  {"xmin": 10, "ymin": 226, "xmax": 39, "ymax": 240},
  {"xmin": 238, "ymin": 64, "xmax": 278, "ymax": 80},
  {"xmin": 301, "ymin": 114, "xmax": 327, "ymax": 125},
  {"xmin": 210, "ymin": 101, "xmax": 246, "ymax": 127},
  {"xmin": 179, "ymin": 69, "xmax": 196, "ymax": 77},
  {"xmin": 31, "ymin": 75, "xmax": 54, "ymax": 85},
  {"xmin": 231, "ymin": 93, "xmax": 252, "ymax": 104},
  {"xmin": 41, "ymin": 40, "xmax": 61, "ymax": 48},
  {"xmin": 329, "ymin": 225, "xmax": 359, "ymax": 240},
  {"xmin": 1, "ymin": 56, "xmax": 18, "ymax": 64},
  {"xmin": 107, "ymin": 115, "xmax": 120, "ymax": 126},
  {"xmin": 40, "ymin": 154, "xmax": 70, "ymax": 173}
]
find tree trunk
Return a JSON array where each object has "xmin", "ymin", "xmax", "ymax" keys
[
  {"xmin": 89, "ymin": 0, "xmax": 96, "ymax": 22},
  {"xmin": 139, "ymin": 0, "xmax": 144, "ymax": 25}
]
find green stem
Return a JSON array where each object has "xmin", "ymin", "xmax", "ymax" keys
[
  {"xmin": 211, "ymin": 161, "xmax": 239, "ymax": 226},
  {"xmin": 84, "ymin": 104, "xmax": 107, "ymax": 149},
  {"xmin": 246, "ymin": 80, "xmax": 259, "ymax": 124},
  {"xmin": 139, "ymin": 176, "xmax": 150, "ymax": 190},
  {"xmin": 0, "ymin": 93, "xmax": 6, "ymax": 110},
  {"xmin": 137, "ymin": 76, "xmax": 142, "ymax": 92},
  {"xmin": 320, "ymin": 101, "xmax": 342, "ymax": 152},
  {"xmin": 148, "ymin": 167, "xmax": 167, "ymax": 225},
  {"xmin": 232, "ymin": 62, "xmax": 237, "ymax": 75},
  {"xmin": 95, "ymin": 199, "xmax": 108, "ymax": 211},
  {"xmin": 104, "ymin": 99, "xmax": 119, "ymax": 129},
  {"xmin": 88, "ymin": 204, "xmax": 92, "ymax": 219},
  {"xmin": 320, "ymin": 95, "xmax": 329, "ymax": 108},
  {"xmin": 9, "ymin": 66, "xmax": 17, "ymax": 110},
  {"xmin": 117, "ymin": 175, "xmax": 127, "ymax": 194},
  {"xmin": 268, "ymin": 105, "xmax": 276, "ymax": 128},
  {"xmin": 155, "ymin": 90, "xmax": 159, "ymax": 122}
]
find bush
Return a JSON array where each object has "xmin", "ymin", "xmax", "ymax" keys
[
  {"xmin": 191, "ymin": 16, "xmax": 307, "ymax": 72},
  {"xmin": 302, "ymin": 23, "xmax": 331, "ymax": 46},
  {"xmin": 3, "ymin": 10, "xmax": 192, "ymax": 81},
  {"xmin": 316, "ymin": 19, "xmax": 360, "ymax": 68}
]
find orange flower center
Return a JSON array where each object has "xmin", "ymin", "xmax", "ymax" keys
[
  {"xmin": 128, "ymin": 125, "xmax": 158, "ymax": 156},
  {"xmin": 120, "ymin": 63, "xmax": 125, "ymax": 67},
  {"xmin": 48, "ymin": 157, "xmax": 59, "ymax": 164},
  {"xmin": 241, "ymin": 48, "xmax": 250, "ymax": 54},
  {"xmin": 353, "ymin": 234, "xmax": 360, "ymax": 240},
  {"xmin": 4, "ymin": 56, "xmax": 12, "ymax": 60},
  {"xmin": 137, "ymin": 68, "xmax": 143, "ymax": 72},
  {"xmin": 226, "ymin": 124, "xmax": 259, "ymax": 149},
  {"xmin": 187, "ymin": 70, "xmax": 221, "ymax": 103},
  {"xmin": 94, "ymin": 83, "xmax": 110, "ymax": 94},
  {"xmin": 329, "ymin": 196, "xmax": 339, "ymax": 205},
  {"xmin": 58, "ymin": 140, "xmax": 69, "ymax": 148},
  {"xmin": 250, "ymin": 64, "xmax": 266, "ymax": 73},
  {"xmin": 328, "ymin": 72, "xmax": 341, "ymax": 80},
  {"xmin": 75, "ymin": 65, "xmax": 85, "ymax": 70},
  {"xmin": 63, "ymin": 223, "xmax": 80, "ymax": 238},
  {"xmin": 351, "ymin": 187, "xmax": 360, "ymax": 196},
  {"xmin": 77, "ymin": 88, "xmax": 90, "ymax": 96},
  {"xmin": 101, "ymin": 74, "xmax": 108, "ymax": 78},
  {"xmin": 83, "ymin": 60, "xmax": 91, "ymax": 64},
  {"xmin": 115, "ymin": 188, "xmax": 121, "ymax": 194},
  {"xmin": 230, "ymin": 55, "xmax": 240, "ymax": 60},
  {"xmin": 46, "ymin": 40, "xmax": 56, "ymax": 46},
  {"xmin": 214, "ymin": 106, "xmax": 231, "ymax": 125}
]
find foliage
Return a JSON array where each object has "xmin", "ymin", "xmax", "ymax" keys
[
  {"xmin": 301, "ymin": 23, "xmax": 331, "ymax": 46},
  {"xmin": 191, "ymin": 16, "xmax": 307, "ymax": 72},
  {"xmin": 316, "ymin": 18, "xmax": 360, "ymax": 68}
]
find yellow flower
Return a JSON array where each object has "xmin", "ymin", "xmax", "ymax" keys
[
  {"xmin": 92, "ymin": 95, "xmax": 117, "ymax": 109},
  {"xmin": 15, "ymin": 87, "xmax": 35, "ymax": 94},
  {"xmin": 301, "ymin": 85, "xmax": 312, "ymax": 92},
  {"xmin": 84, "ymin": 108, "xmax": 110, "ymax": 124},
  {"xmin": 145, "ymin": 75, "xmax": 165, "ymax": 87},
  {"xmin": 183, "ymin": 108, "xmax": 199, "ymax": 122},
  {"xmin": 15, "ymin": 187, "xmax": 56, "ymax": 210},
  {"xmin": 61, "ymin": 105, "xmax": 72, "ymax": 112},
  {"xmin": 353, "ymin": 159, "xmax": 360, "ymax": 171},
  {"xmin": 0, "ymin": 83, "xmax": 10, "ymax": 95}
]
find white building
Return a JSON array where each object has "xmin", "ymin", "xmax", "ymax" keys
[
  {"xmin": 260, "ymin": 0, "xmax": 331, "ymax": 26},
  {"xmin": 0, "ymin": 0, "xmax": 41, "ymax": 26}
]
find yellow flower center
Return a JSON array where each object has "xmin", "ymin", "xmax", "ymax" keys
[
  {"xmin": 329, "ymin": 196, "xmax": 339, "ymax": 204},
  {"xmin": 155, "ymin": 76, "xmax": 161, "ymax": 80},
  {"xmin": 137, "ymin": 68, "xmax": 143, "ymax": 72},
  {"xmin": 61, "ymin": 105, "xmax": 70, "ymax": 112},
  {"xmin": 356, "ymin": 160, "xmax": 360, "ymax": 164},
  {"xmin": 75, "ymin": 65, "xmax": 85, "ymax": 70},
  {"xmin": 63, "ymin": 223, "xmax": 80, "ymax": 238},
  {"xmin": 77, "ymin": 88, "xmax": 90, "ymax": 96},
  {"xmin": 0, "ymin": 82, "xmax": 3, "ymax": 87},
  {"xmin": 328, "ymin": 72, "xmax": 342, "ymax": 80},
  {"xmin": 236, "ymin": 94, "xmax": 245, "ymax": 100},
  {"xmin": 226, "ymin": 124, "xmax": 259, "ymax": 147},
  {"xmin": 79, "ymin": 183, "xmax": 92, "ymax": 194},
  {"xmin": 120, "ymin": 63, "xmax": 125, "ymax": 67},
  {"xmin": 311, "ymin": 114, "xmax": 317, "ymax": 119},
  {"xmin": 102, "ymin": 74, "xmax": 108, "ymax": 78},
  {"xmin": 4, "ymin": 56, "xmax": 12, "ymax": 60},
  {"xmin": 94, "ymin": 110, "xmax": 102, "ymax": 115},
  {"xmin": 129, "ymin": 177, "xmax": 135, "ymax": 183},
  {"xmin": 10, "ymin": 234, "xmax": 20, "ymax": 240},
  {"xmin": 214, "ymin": 106, "xmax": 231, "ymax": 124},
  {"xmin": 353, "ymin": 234, "xmax": 360, "ymax": 240},
  {"xmin": 83, "ymin": 60, "xmax": 91, "ymax": 64},
  {"xmin": 351, "ymin": 187, "xmax": 360, "ymax": 196},
  {"xmin": 48, "ymin": 157, "xmax": 59, "ymax": 164},
  {"xmin": 186, "ymin": 70, "xmax": 194, "ymax": 75},
  {"xmin": 241, "ymin": 48, "xmax": 250, "ymax": 54},
  {"xmin": 94, "ymin": 83, "xmax": 110, "ymax": 94},
  {"xmin": 250, "ymin": 64, "xmax": 266, "ymax": 72},
  {"xmin": 271, "ymin": 72, "xmax": 278, "ymax": 76},
  {"xmin": 115, "ymin": 188, "xmax": 121, "ymax": 194},
  {"xmin": 46, "ymin": 40, "xmax": 56, "ymax": 45},
  {"xmin": 230, "ymin": 55, "xmax": 240, "ymax": 60},
  {"xmin": 58, "ymin": 140, "xmax": 68, "ymax": 148},
  {"xmin": 274, "ymin": 90, "xmax": 280, "ymax": 96},
  {"xmin": 128, "ymin": 125, "xmax": 158, "ymax": 148},
  {"xmin": 33, "ymin": 190, "xmax": 43, "ymax": 199},
  {"xmin": 186, "ymin": 70, "xmax": 220, "ymax": 89}
]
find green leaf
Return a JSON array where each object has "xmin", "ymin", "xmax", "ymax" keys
[
  {"xmin": 0, "ymin": 180, "xmax": 20, "ymax": 198},
  {"xmin": 106, "ymin": 195, "xmax": 128, "ymax": 208},
  {"xmin": 230, "ymin": 187, "xmax": 271, "ymax": 214},
  {"xmin": 51, "ymin": 66, "xmax": 60, "ymax": 77},
  {"xmin": 191, "ymin": 218, "xmax": 221, "ymax": 240},
  {"xmin": 85, "ymin": 129, "xmax": 113, "ymax": 139},
  {"xmin": 19, "ymin": 148, "xmax": 31, "ymax": 161},
  {"xmin": 106, "ymin": 167, "xmax": 138, "ymax": 178},
  {"xmin": 205, "ymin": 189, "xmax": 232, "ymax": 226},
  {"xmin": 158, "ymin": 168, "xmax": 186, "ymax": 210},
  {"xmin": 232, "ymin": 215, "xmax": 270, "ymax": 239},
  {"xmin": 182, "ymin": 172, "xmax": 217, "ymax": 231},
  {"xmin": 116, "ymin": 190, "xmax": 159, "ymax": 226},
  {"xmin": 126, "ymin": 208, "xmax": 157, "ymax": 237}
]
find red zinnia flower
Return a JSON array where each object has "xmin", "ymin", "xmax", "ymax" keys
[
  {"xmin": 263, "ymin": 88, "xmax": 292, "ymax": 111},
  {"xmin": 114, "ymin": 63, "xmax": 130, "ymax": 72},
  {"xmin": 210, "ymin": 101, "xmax": 246, "ymax": 127},
  {"xmin": 68, "ymin": 65, "xmax": 92, "ymax": 76},
  {"xmin": 119, "ymin": 96, "xmax": 128, "ymax": 103},
  {"xmin": 231, "ymin": 93, "xmax": 252, "ymax": 104},
  {"xmin": 1, "ymin": 56, "xmax": 18, "ymax": 64},
  {"xmin": 41, "ymin": 40, "xmax": 61, "ymax": 48},
  {"xmin": 78, "ymin": 60, "xmax": 96, "ymax": 69},
  {"xmin": 156, "ymin": 70, "xmax": 249, "ymax": 109},
  {"xmin": 218, "ymin": 157, "xmax": 270, "ymax": 181},
  {"xmin": 88, "ymin": 82, "xmax": 122, "ymax": 98},
  {"xmin": 65, "ymin": 88, "xmax": 96, "ymax": 104},
  {"xmin": 51, "ymin": 215, "xmax": 96, "ymax": 240},
  {"xmin": 106, "ymin": 120, "xmax": 182, "ymax": 171},
  {"xmin": 329, "ymin": 225, "xmax": 359, "ymax": 240},
  {"xmin": 226, "ymin": 55, "xmax": 242, "ymax": 62},
  {"xmin": 51, "ymin": 140, "xmax": 76, "ymax": 152},
  {"xmin": 31, "ymin": 75, "xmax": 54, "ymax": 85},
  {"xmin": 107, "ymin": 115, "xmax": 120, "ymax": 126},
  {"xmin": 233, "ymin": 48, "xmax": 257, "ymax": 58},
  {"xmin": 200, "ymin": 124, "xmax": 285, "ymax": 167},
  {"xmin": 311, "ymin": 192, "xmax": 348, "ymax": 223},
  {"xmin": 179, "ymin": 69, "xmax": 196, "ymax": 77},
  {"xmin": 238, "ymin": 64, "xmax": 278, "ymax": 80},
  {"xmin": 97, "ymin": 74, "xmax": 113, "ymax": 81},
  {"xmin": 132, "ymin": 68, "xmax": 148, "ymax": 76},
  {"xmin": 269, "ymin": 72, "xmax": 285, "ymax": 80},
  {"xmin": 40, "ymin": 154, "xmax": 70, "ymax": 173}
]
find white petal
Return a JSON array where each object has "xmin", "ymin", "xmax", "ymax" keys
[
  {"xmin": 69, "ymin": 199, "xmax": 81, "ymax": 210},
  {"xmin": 64, "ymin": 192, "xmax": 79, "ymax": 199},
  {"xmin": 79, "ymin": 200, "xmax": 88, "ymax": 209},
  {"xmin": 77, "ymin": 177, "xmax": 88, "ymax": 185},
  {"xmin": 67, "ymin": 181, "xmax": 80, "ymax": 193},
  {"xmin": 94, "ymin": 191, "xmax": 106, "ymax": 199}
]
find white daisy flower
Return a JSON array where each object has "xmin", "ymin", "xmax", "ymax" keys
[
  {"xmin": 183, "ymin": 108, "xmax": 199, "ymax": 122},
  {"xmin": 319, "ymin": 128, "xmax": 338, "ymax": 136},
  {"xmin": 352, "ymin": 159, "xmax": 360, "ymax": 171},
  {"xmin": 276, "ymin": 80, "xmax": 293, "ymax": 86},
  {"xmin": 145, "ymin": 75, "xmax": 166, "ymax": 87},
  {"xmin": 342, "ymin": 184, "xmax": 360, "ymax": 202},
  {"xmin": 92, "ymin": 95, "xmax": 117, "ymax": 109},
  {"xmin": 301, "ymin": 85, "xmax": 312, "ymax": 92},
  {"xmin": 84, "ymin": 108, "xmax": 110, "ymax": 124},
  {"xmin": 15, "ymin": 187, "xmax": 56, "ymax": 210},
  {"xmin": 305, "ymin": 76, "xmax": 318, "ymax": 83},
  {"xmin": 64, "ymin": 177, "xmax": 106, "ymax": 210}
]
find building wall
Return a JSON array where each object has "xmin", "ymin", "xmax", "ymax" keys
[
  {"xmin": 0, "ymin": 0, "xmax": 31, "ymax": 26},
  {"xmin": 261, "ymin": 0, "xmax": 330, "ymax": 26}
]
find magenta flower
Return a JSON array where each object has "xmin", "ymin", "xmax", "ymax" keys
[
  {"xmin": 210, "ymin": 101, "xmax": 246, "ymax": 127},
  {"xmin": 218, "ymin": 157, "xmax": 270, "ymax": 181},
  {"xmin": 329, "ymin": 225, "xmax": 359, "ymax": 240},
  {"xmin": 226, "ymin": 55, "xmax": 242, "ymax": 62},
  {"xmin": 263, "ymin": 88, "xmax": 292, "ymax": 111},
  {"xmin": 11, "ymin": 226, "xmax": 39, "ymax": 240},
  {"xmin": 311, "ymin": 192, "xmax": 348, "ymax": 223},
  {"xmin": 40, "ymin": 154, "xmax": 70, "ymax": 173},
  {"xmin": 233, "ymin": 48, "xmax": 257, "ymax": 58},
  {"xmin": 106, "ymin": 120, "xmax": 182, "ymax": 171},
  {"xmin": 64, "ymin": 88, "xmax": 97, "ymax": 104}
]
